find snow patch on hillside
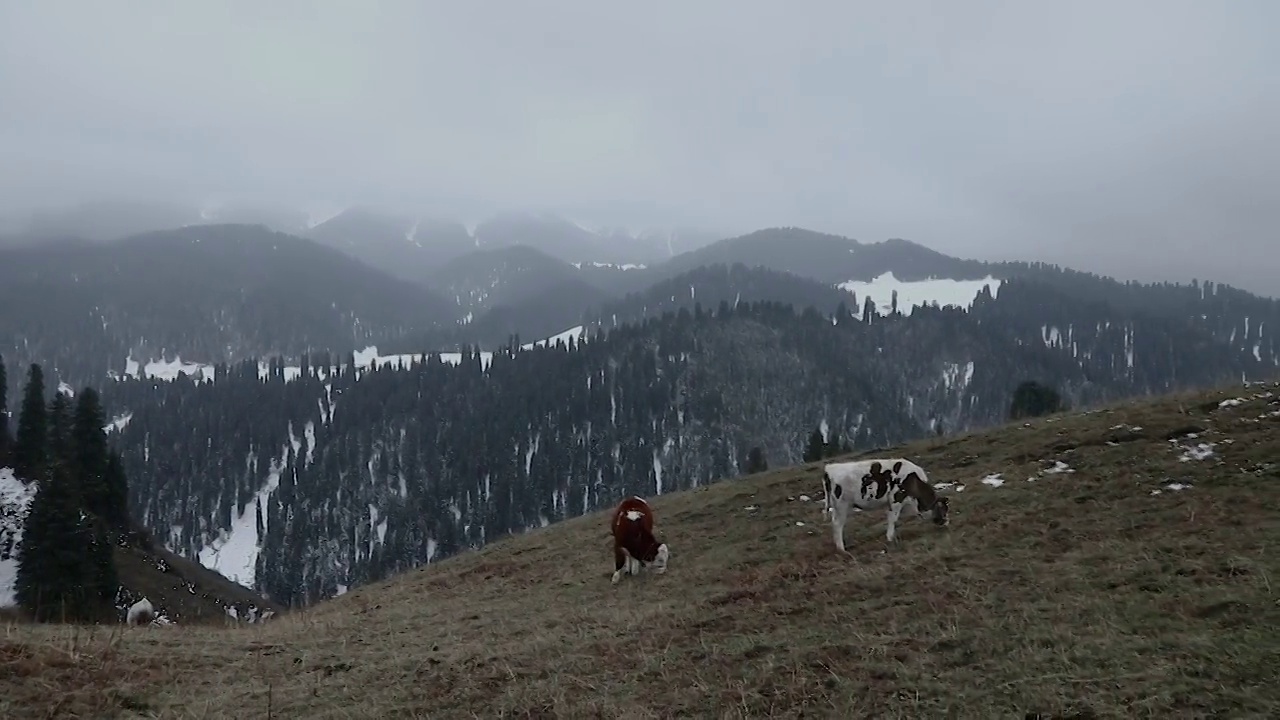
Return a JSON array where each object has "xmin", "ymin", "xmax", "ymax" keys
[
  {"xmin": 197, "ymin": 455, "xmax": 285, "ymax": 589},
  {"xmin": 118, "ymin": 355, "xmax": 216, "ymax": 383},
  {"xmin": 571, "ymin": 261, "xmax": 648, "ymax": 271},
  {"xmin": 521, "ymin": 325, "xmax": 585, "ymax": 350},
  {"xmin": 104, "ymin": 412, "xmax": 133, "ymax": 435},
  {"xmin": 1040, "ymin": 323, "xmax": 1083, "ymax": 359},
  {"xmin": 353, "ymin": 347, "xmax": 497, "ymax": 372},
  {"xmin": 112, "ymin": 325, "xmax": 588, "ymax": 387},
  {"xmin": 0, "ymin": 468, "xmax": 37, "ymax": 607},
  {"xmin": 839, "ymin": 272, "xmax": 1001, "ymax": 317},
  {"xmin": 942, "ymin": 361, "xmax": 975, "ymax": 391}
]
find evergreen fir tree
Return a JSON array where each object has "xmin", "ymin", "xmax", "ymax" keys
[
  {"xmin": 1009, "ymin": 380, "xmax": 1066, "ymax": 420},
  {"xmin": 745, "ymin": 446, "xmax": 768, "ymax": 474},
  {"xmin": 72, "ymin": 388, "xmax": 111, "ymax": 524},
  {"xmin": 803, "ymin": 428, "xmax": 825, "ymax": 463},
  {"xmin": 255, "ymin": 497, "xmax": 265, "ymax": 538},
  {"xmin": 12, "ymin": 364, "xmax": 48, "ymax": 482},
  {"xmin": 15, "ymin": 377, "xmax": 124, "ymax": 623},
  {"xmin": 47, "ymin": 392, "xmax": 73, "ymax": 467},
  {"xmin": 15, "ymin": 460, "xmax": 97, "ymax": 622},
  {"xmin": 102, "ymin": 451, "xmax": 131, "ymax": 532}
]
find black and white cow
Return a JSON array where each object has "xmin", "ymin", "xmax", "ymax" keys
[{"xmin": 822, "ymin": 458, "xmax": 950, "ymax": 552}]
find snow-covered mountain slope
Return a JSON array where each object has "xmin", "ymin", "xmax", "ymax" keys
[
  {"xmin": 196, "ymin": 454, "xmax": 288, "ymax": 590},
  {"xmin": 0, "ymin": 468, "xmax": 36, "ymax": 607},
  {"xmin": 596, "ymin": 264, "xmax": 1004, "ymax": 329},
  {"xmin": 125, "ymin": 328, "xmax": 578, "ymax": 592},
  {"xmin": 839, "ymin": 271, "xmax": 1003, "ymax": 317},
  {"xmin": 591, "ymin": 229, "xmax": 1280, "ymax": 371},
  {"xmin": 113, "ymin": 324, "xmax": 586, "ymax": 385},
  {"xmin": 107, "ymin": 325, "xmax": 588, "ymax": 593}
]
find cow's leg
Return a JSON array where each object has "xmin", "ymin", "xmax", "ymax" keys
[
  {"xmin": 612, "ymin": 545, "xmax": 629, "ymax": 584},
  {"xmin": 627, "ymin": 556, "xmax": 640, "ymax": 575},
  {"xmin": 831, "ymin": 500, "xmax": 850, "ymax": 554},
  {"xmin": 885, "ymin": 502, "xmax": 904, "ymax": 544}
]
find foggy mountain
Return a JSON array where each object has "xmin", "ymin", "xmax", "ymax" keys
[
  {"xmin": 8, "ymin": 200, "xmax": 206, "ymax": 244},
  {"xmin": 0, "ymin": 200, "xmax": 723, "ymax": 282},
  {"xmin": 471, "ymin": 212, "xmax": 720, "ymax": 267},
  {"xmin": 196, "ymin": 202, "xmax": 312, "ymax": 236},
  {"xmin": 4, "ymin": 218, "xmax": 1277, "ymax": 405},
  {"xmin": 304, "ymin": 207, "xmax": 477, "ymax": 285},
  {"xmin": 471, "ymin": 212, "xmax": 611, "ymax": 265},
  {"xmin": 0, "ymin": 223, "xmax": 457, "ymax": 392},
  {"xmin": 591, "ymin": 225, "xmax": 721, "ymax": 266},
  {"xmin": 606, "ymin": 228, "xmax": 998, "ymax": 289},
  {"xmin": 423, "ymin": 244, "xmax": 614, "ymax": 347},
  {"xmin": 589, "ymin": 263, "xmax": 860, "ymax": 329}
]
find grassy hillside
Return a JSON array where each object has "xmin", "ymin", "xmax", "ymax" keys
[
  {"xmin": 3, "ymin": 382, "xmax": 1279, "ymax": 718},
  {"xmin": 0, "ymin": 536, "xmax": 283, "ymax": 628},
  {"xmin": 111, "ymin": 540, "xmax": 287, "ymax": 624}
]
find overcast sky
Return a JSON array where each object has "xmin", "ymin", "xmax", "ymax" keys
[{"xmin": 1, "ymin": 1, "xmax": 1277, "ymax": 295}]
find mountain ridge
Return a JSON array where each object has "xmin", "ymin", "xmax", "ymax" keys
[
  {"xmin": 0, "ymin": 223, "xmax": 460, "ymax": 399},
  {"xmin": 5, "ymin": 218, "xmax": 1277, "ymax": 415}
]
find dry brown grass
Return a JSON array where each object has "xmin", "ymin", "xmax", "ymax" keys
[
  {"xmin": 3, "ymin": 382, "xmax": 1279, "ymax": 718},
  {"xmin": 2, "ymin": 534, "xmax": 284, "ymax": 629},
  {"xmin": 111, "ymin": 542, "xmax": 287, "ymax": 624}
]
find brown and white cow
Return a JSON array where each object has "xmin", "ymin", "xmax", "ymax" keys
[
  {"xmin": 822, "ymin": 458, "xmax": 950, "ymax": 553},
  {"xmin": 610, "ymin": 495, "xmax": 670, "ymax": 584}
]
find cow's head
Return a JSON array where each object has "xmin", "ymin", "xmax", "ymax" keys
[
  {"xmin": 651, "ymin": 542, "xmax": 670, "ymax": 574},
  {"xmin": 930, "ymin": 496, "xmax": 950, "ymax": 527}
]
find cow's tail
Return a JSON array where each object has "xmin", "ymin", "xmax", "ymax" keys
[{"xmin": 820, "ymin": 467, "xmax": 833, "ymax": 516}]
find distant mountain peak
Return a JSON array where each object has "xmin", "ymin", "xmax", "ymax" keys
[{"xmin": 305, "ymin": 204, "xmax": 351, "ymax": 229}]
